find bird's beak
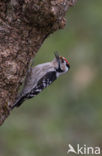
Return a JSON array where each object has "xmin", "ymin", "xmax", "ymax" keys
[
  {"xmin": 54, "ymin": 52, "xmax": 59, "ymax": 60},
  {"xmin": 54, "ymin": 52, "xmax": 60, "ymax": 69}
]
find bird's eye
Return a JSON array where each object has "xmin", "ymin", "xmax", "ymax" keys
[{"xmin": 61, "ymin": 58, "xmax": 64, "ymax": 63}]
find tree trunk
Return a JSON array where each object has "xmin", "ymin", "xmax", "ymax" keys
[{"xmin": 0, "ymin": 0, "xmax": 77, "ymax": 125}]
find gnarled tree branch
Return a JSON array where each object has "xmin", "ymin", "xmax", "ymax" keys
[{"xmin": 0, "ymin": 0, "xmax": 78, "ymax": 125}]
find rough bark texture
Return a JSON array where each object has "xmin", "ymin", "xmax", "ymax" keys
[{"xmin": 0, "ymin": 0, "xmax": 78, "ymax": 125}]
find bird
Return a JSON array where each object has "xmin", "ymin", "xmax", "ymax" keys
[{"xmin": 12, "ymin": 52, "xmax": 70, "ymax": 108}]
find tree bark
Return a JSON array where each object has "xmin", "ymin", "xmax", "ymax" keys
[{"xmin": 0, "ymin": 0, "xmax": 77, "ymax": 125}]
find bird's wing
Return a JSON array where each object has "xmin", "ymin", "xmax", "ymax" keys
[
  {"xmin": 22, "ymin": 62, "xmax": 54, "ymax": 95},
  {"xmin": 26, "ymin": 71, "xmax": 57, "ymax": 98}
]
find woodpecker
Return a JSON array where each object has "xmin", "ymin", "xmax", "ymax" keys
[{"xmin": 12, "ymin": 53, "xmax": 70, "ymax": 108}]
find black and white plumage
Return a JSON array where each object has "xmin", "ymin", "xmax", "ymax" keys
[{"xmin": 12, "ymin": 53, "xmax": 70, "ymax": 108}]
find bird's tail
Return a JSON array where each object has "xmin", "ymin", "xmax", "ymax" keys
[{"xmin": 11, "ymin": 95, "xmax": 26, "ymax": 109}]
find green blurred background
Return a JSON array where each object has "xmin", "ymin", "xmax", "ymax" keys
[{"xmin": 0, "ymin": 0, "xmax": 102, "ymax": 156}]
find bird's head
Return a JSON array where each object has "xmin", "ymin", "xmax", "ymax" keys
[{"xmin": 53, "ymin": 52, "xmax": 70, "ymax": 75}]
